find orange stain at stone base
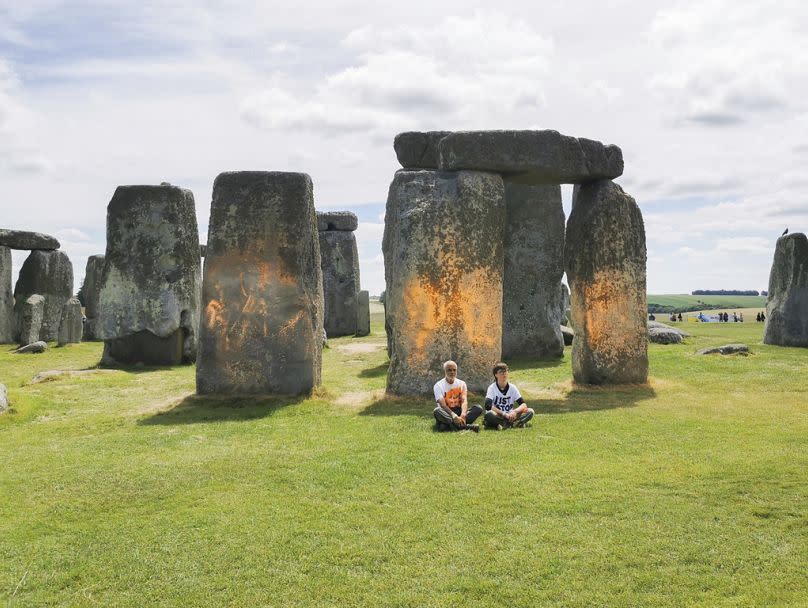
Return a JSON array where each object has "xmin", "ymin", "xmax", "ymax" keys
[{"xmin": 399, "ymin": 268, "xmax": 501, "ymax": 370}]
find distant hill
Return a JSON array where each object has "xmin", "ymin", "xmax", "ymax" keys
[{"xmin": 647, "ymin": 294, "xmax": 766, "ymax": 314}]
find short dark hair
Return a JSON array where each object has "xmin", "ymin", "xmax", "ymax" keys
[{"xmin": 492, "ymin": 362, "xmax": 508, "ymax": 376}]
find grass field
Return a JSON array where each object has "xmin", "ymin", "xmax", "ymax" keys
[
  {"xmin": 1, "ymin": 309, "xmax": 806, "ymax": 606},
  {"xmin": 647, "ymin": 294, "xmax": 767, "ymax": 310}
]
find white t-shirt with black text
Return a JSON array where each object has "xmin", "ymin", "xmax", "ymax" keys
[{"xmin": 485, "ymin": 382, "xmax": 522, "ymax": 413}]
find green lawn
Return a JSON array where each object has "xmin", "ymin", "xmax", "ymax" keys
[{"xmin": 1, "ymin": 316, "xmax": 806, "ymax": 607}]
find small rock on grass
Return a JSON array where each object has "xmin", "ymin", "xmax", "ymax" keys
[
  {"xmin": 0, "ymin": 383, "xmax": 8, "ymax": 413},
  {"xmin": 14, "ymin": 341, "xmax": 47, "ymax": 354},
  {"xmin": 696, "ymin": 343, "xmax": 749, "ymax": 355}
]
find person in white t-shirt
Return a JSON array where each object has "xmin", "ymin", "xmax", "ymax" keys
[
  {"xmin": 483, "ymin": 362, "xmax": 535, "ymax": 429},
  {"xmin": 432, "ymin": 360, "xmax": 482, "ymax": 432}
]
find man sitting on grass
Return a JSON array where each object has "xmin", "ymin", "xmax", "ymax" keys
[
  {"xmin": 433, "ymin": 360, "xmax": 482, "ymax": 432},
  {"xmin": 483, "ymin": 362, "xmax": 534, "ymax": 430}
]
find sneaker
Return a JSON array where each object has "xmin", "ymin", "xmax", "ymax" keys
[
  {"xmin": 436, "ymin": 422, "xmax": 452, "ymax": 432},
  {"xmin": 467, "ymin": 424, "xmax": 480, "ymax": 433}
]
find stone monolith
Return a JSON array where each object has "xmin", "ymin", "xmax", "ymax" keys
[
  {"xmin": 13, "ymin": 250, "xmax": 73, "ymax": 342},
  {"xmin": 319, "ymin": 227, "xmax": 360, "ymax": 337},
  {"xmin": 565, "ymin": 180, "xmax": 647, "ymax": 384},
  {"xmin": 0, "ymin": 229, "xmax": 59, "ymax": 250},
  {"xmin": 0, "ymin": 246, "xmax": 13, "ymax": 343},
  {"xmin": 97, "ymin": 184, "xmax": 201, "ymax": 365},
  {"xmin": 58, "ymin": 297, "xmax": 83, "ymax": 345},
  {"xmin": 438, "ymin": 130, "xmax": 623, "ymax": 184},
  {"xmin": 196, "ymin": 171, "xmax": 323, "ymax": 395},
  {"xmin": 383, "ymin": 169, "xmax": 505, "ymax": 394},
  {"xmin": 763, "ymin": 232, "xmax": 808, "ymax": 346},
  {"xmin": 502, "ymin": 180, "xmax": 565, "ymax": 358},
  {"xmin": 82, "ymin": 254, "xmax": 105, "ymax": 340},
  {"xmin": 19, "ymin": 294, "xmax": 45, "ymax": 346},
  {"xmin": 356, "ymin": 290, "xmax": 370, "ymax": 336}
]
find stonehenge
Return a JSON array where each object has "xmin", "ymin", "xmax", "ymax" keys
[
  {"xmin": 385, "ymin": 129, "xmax": 646, "ymax": 391},
  {"xmin": 0, "ymin": 246, "xmax": 13, "ymax": 343},
  {"xmin": 97, "ymin": 184, "xmax": 201, "ymax": 365},
  {"xmin": 13, "ymin": 250, "xmax": 74, "ymax": 342},
  {"xmin": 763, "ymin": 232, "xmax": 808, "ymax": 346},
  {"xmin": 196, "ymin": 171, "xmax": 323, "ymax": 395},
  {"xmin": 383, "ymin": 169, "xmax": 506, "ymax": 394},
  {"xmin": 565, "ymin": 180, "xmax": 648, "ymax": 384},
  {"xmin": 318, "ymin": 211, "xmax": 368, "ymax": 337},
  {"xmin": 19, "ymin": 294, "xmax": 45, "ymax": 346},
  {"xmin": 82, "ymin": 254, "xmax": 105, "ymax": 340}
]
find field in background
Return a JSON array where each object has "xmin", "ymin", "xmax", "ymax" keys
[
  {"xmin": 1, "ymin": 316, "xmax": 806, "ymax": 606},
  {"xmin": 647, "ymin": 294, "xmax": 766, "ymax": 311}
]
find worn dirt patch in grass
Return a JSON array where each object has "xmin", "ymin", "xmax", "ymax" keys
[{"xmin": 334, "ymin": 342, "xmax": 385, "ymax": 355}]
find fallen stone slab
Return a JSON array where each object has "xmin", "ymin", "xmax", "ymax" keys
[
  {"xmin": 696, "ymin": 343, "xmax": 749, "ymax": 355},
  {"xmin": 763, "ymin": 232, "xmax": 808, "ymax": 347},
  {"xmin": 438, "ymin": 130, "xmax": 624, "ymax": 185},
  {"xmin": 0, "ymin": 228, "xmax": 60, "ymax": 250},
  {"xmin": 15, "ymin": 340, "xmax": 48, "ymax": 354},
  {"xmin": 393, "ymin": 131, "xmax": 452, "ymax": 169},
  {"xmin": 0, "ymin": 383, "xmax": 8, "ymax": 413},
  {"xmin": 29, "ymin": 369, "xmax": 117, "ymax": 384},
  {"xmin": 648, "ymin": 326, "xmax": 683, "ymax": 344},
  {"xmin": 0, "ymin": 245, "xmax": 13, "ymax": 343},
  {"xmin": 317, "ymin": 211, "xmax": 358, "ymax": 232},
  {"xmin": 648, "ymin": 320, "xmax": 690, "ymax": 337}
]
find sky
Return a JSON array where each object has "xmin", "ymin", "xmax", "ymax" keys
[{"xmin": 1, "ymin": 0, "xmax": 806, "ymax": 297}]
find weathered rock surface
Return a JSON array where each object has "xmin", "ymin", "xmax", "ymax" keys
[
  {"xmin": 438, "ymin": 130, "xmax": 624, "ymax": 184},
  {"xmin": 763, "ymin": 233, "xmax": 808, "ymax": 347},
  {"xmin": 0, "ymin": 228, "xmax": 59, "ymax": 250},
  {"xmin": 57, "ymin": 297, "xmax": 83, "ymax": 345},
  {"xmin": 648, "ymin": 320, "xmax": 690, "ymax": 337},
  {"xmin": 383, "ymin": 169, "xmax": 505, "ymax": 394},
  {"xmin": 561, "ymin": 325, "xmax": 574, "ymax": 346},
  {"xmin": 0, "ymin": 246, "xmax": 13, "ymax": 343},
  {"xmin": 200, "ymin": 244, "xmax": 207, "ymax": 258},
  {"xmin": 82, "ymin": 254, "xmax": 105, "ymax": 340},
  {"xmin": 0, "ymin": 383, "xmax": 8, "ymax": 413},
  {"xmin": 356, "ymin": 290, "xmax": 370, "ymax": 337},
  {"xmin": 197, "ymin": 171, "xmax": 323, "ymax": 395},
  {"xmin": 15, "ymin": 340, "xmax": 47, "ymax": 354},
  {"xmin": 560, "ymin": 282, "xmax": 570, "ymax": 326},
  {"xmin": 319, "ymin": 230, "xmax": 360, "ymax": 337},
  {"xmin": 13, "ymin": 250, "xmax": 73, "ymax": 342},
  {"xmin": 696, "ymin": 343, "xmax": 749, "ymax": 355},
  {"xmin": 18, "ymin": 294, "xmax": 45, "ymax": 346},
  {"xmin": 565, "ymin": 180, "xmax": 647, "ymax": 384},
  {"xmin": 97, "ymin": 184, "xmax": 201, "ymax": 365},
  {"xmin": 317, "ymin": 211, "xmax": 358, "ymax": 232},
  {"xmin": 502, "ymin": 181, "xmax": 565, "ymax": 359},
  {"xmin": 393, "ymin": 131, "xmax": 452, "ymax": 169},
  {"xmin": 648, "ymin": 326, "xmax": 683, "ymax": 344}
]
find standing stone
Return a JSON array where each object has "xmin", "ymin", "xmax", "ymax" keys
[
  {"xmin": 560, "ymin": 282, "xmax": 571, "ymax": 326},
  {"xmin": 97, "ymin": 184, "xmax": 201, "ymax": 365},
  {"xmin": 19, "ymin": 294, "xmax": 45, "ymax": 346},
  {"xmin": 58, "ymin": 297, "xmax": 83, "ymax": 345},
  {"xmin": 383, "ymin": 169, "xmax": 505, "ymax": 394},
  {"xmin": 197, "ymin": 171, "xmax": 323, "ymax": 395},
  {"xmin": 565, "ymin": 180, "xmax": 648, "ymax": 384},
  {"xmin": 82, "ymin": 254, "xmax": 105, "ymax": 340},
  {"xmin": 501, "ymin": 180, "xmax": 565, "ymax": 359},
  {"xmin": 0, "ymin": 246, "xmax": 13, "ymax": 343},
  {"xmin": 317, "ymin": 211, "xmax": 359, "ymax": 232},
  {"xmin": 319, "ymin": 227, "xmax": 360, "ymax": 337},
  {"xmin": 763, "ymin": 232, "xmax": 808, "ymax": 346},
  {"xmin": 356, "ymin": 290, "xmax": 370, "ymax": 337},
  {"xmin": 13, "ymin": 250, "xmax": 73, "ymax": 342}
]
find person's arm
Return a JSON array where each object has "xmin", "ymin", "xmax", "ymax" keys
[
  {"xmin": 511, "ymin": 397, "xmax": 528, "ymax": 419},
  {"xmin": 460, "ymin": 385, "xmax": 469, "ymax": 419}
]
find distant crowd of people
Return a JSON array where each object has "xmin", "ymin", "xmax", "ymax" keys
[{"xmin": 650, "ymin": 311, "xmax": 767, "ymax": 323}]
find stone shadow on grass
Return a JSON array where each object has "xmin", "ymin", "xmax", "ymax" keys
[
  {"xmin": 359, "ymin": 384, "xmax": 656, "ymax": 418},
  {"xmin": 358, "ymin": 362, "xmax": 389, "ymax": 378},
  {"xmin": 138, "ymin": 393, "xmax": 306, "ymax": 425}
]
